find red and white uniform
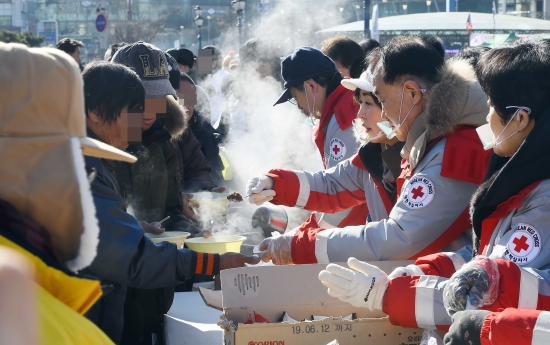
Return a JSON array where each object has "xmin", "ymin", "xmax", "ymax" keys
[
  {"xmin": 480, "ymin": 309, "xmax": 550, "ymax": 345},
  {"xmin": 268, "ymin": 125, "xmax": 489, "ymax": 264},
  {"xmin": 267, "ymin": 151, "xmax": 395, "ymax": 263},
  {"xmin": 383, "ymin": 179, "xmax": 550, "ymax": 335},
  {"xmin": 292, "ymin": 84, "xmax": 369, "ymax": 235}
]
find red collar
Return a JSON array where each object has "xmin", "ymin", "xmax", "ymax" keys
[
  {"xmin": 312, "ymin": 85, "xmax": 358, "ymax": 167},
  {"xmin": 479, "ymin": 180, "xmax": 543, "ymax": 255}
]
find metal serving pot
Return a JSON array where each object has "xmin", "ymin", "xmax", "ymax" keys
[{"xmin": 251, "ymin": 204, "xmax": 288, "ymax": 238}]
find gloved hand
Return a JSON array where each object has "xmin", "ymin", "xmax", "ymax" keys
[
  {"xmin": 443, "ymin": 310, "xmax": 491, "ymax": 345},
  {"xmin": 246, "ymin": 176, "xmax": 275, "ymax": 205},
  {"xmin": 255, "ymin": 233, "xmax": 294, "ymax": 265},
  {"xmin": 443, "ymin": 256, "xmax": 500, "ymax": 316},
  {"xmin": 318, "ymin": 258, "xmax": 389, "ymax": 311},
  {"xmin": 388, "ymin": 264, "xmax": 425, "ymax": 279}
]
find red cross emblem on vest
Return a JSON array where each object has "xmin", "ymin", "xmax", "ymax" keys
[
  {"xmin": 512, "ymin": 235, "xmax": 530, "ymax": 253},
  {"xmin": 411, "ymin": 186, "xmax": 425, "ymax": 200},
  {"xmin": 332, "ymin": 145, "xmax": 340, "ymax": 155}
]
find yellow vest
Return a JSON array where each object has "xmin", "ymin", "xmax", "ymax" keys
[{"xmin": 0, "ymin": 236, "xmax": 114, "ymax": 345}]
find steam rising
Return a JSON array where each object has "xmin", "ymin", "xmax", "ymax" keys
[{"xmin": 195, "ymin": 1, "xmax": 352, "ymax": 240}]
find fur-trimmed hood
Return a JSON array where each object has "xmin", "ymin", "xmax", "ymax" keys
[
  {"xmin": 405, "ymin": 59, "xmax": 489, "ymax": 168},
  {"xmin": 425, "ymin": 59, "xmax": 488, "ymax": 139},
  {"xmin": 163, "ymin": 96, "xmax": 188, "ymax": 140}
]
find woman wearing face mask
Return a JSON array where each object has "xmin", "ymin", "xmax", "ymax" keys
[
  {"xmin": 248, "ymin": 69, "xmax": 403, "ymax": 264},
  {"xmin": 319, "ymin": 39, "xmax": 550, "ymax": 345}
]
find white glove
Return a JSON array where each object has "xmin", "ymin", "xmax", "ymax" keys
[
  {"xmin": 388, "ymin": 264, "xmax": 425, "ymax": 279},
  {"xmin": 318, "ymin": 257, "xmax": 389, "ymax": 311},
  {"xmin": 246, "ymin": 176, "xmax": 275, "ymax": 205},
  {"xmin": 254, "ymin": 232, "xmax": 294, "ymax": 265}
]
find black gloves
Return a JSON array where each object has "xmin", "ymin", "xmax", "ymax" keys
[
  {"xmin": 443, "ymin": 257, "xmax": 500, "ymax": 315},
  {"xmin": 443, "ymin": 310, "xmax": 491, "ymax": 345}
]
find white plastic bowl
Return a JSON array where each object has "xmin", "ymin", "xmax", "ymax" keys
[{"xmin": 145, "ymin": 231, "xmax": 191, "ymax": 249}]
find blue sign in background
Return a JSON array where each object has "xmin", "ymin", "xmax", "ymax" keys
[
  {"xmin": 96, "ymin": 14, "xmax": 107, "ymax": 32},
  {"xmin": 39, "ymin": 31, "xmax": 57, "ymax": 42}
]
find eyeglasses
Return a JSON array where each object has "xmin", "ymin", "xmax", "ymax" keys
[{"xmin": 289, "ymin": 98, "xmax": 297, "ymax": 105}]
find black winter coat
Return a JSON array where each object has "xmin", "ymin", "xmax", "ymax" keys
[
  {"xmin": 188, "ymin": 109, "xmax": 225, "ymax": 186},
  {"xmin": 175, "ymin": 128, "xmax": 218, "ymax": 192},
  {"xmin": 114, "ymin": 112, "xmax": 201, "ymax": 234}
]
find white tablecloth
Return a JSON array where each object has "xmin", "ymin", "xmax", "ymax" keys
[{"xmin": 164, "ymin": 291, "xmax": 222, "ymax": 345}]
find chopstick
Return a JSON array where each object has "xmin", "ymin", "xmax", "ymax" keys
[{"xmin": 158, "ymin": 216, "xmax": 170, "ymax": 225}]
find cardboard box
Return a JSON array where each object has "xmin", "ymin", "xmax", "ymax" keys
[{"xmin": 200, "ymin": 261, "xmax": 445, "ymax": 345}]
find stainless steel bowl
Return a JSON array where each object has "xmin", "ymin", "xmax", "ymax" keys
[{"xmin": 251, "ymin": 204, "xmax": 288, "ymax": 238}]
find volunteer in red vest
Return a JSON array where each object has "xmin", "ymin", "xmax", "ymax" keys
[
  {"xmin": 250, "ymin": 47, "xmax": 367, "ymax": 234},
  {"xmin": 249, "ymin": 36, "xmax": 489, "ymax": 264},
  {"xmin": 248, "ymin": 68, "xmax": 403, "ymax": 264},
  {"xmin": 318, "ymin": 39, "xmax": 550, "ymax": 345}
]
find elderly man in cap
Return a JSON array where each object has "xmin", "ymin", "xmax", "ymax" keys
[
  {"xmin": 247, "ymin": 47, "xmax": 368, "ymax": 264},
  {"xmin": 0, "ymin": 42, "xmax": 134, "ymax": 343}
]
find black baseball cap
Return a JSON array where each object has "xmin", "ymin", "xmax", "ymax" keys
[
  {"xmin": 112, "ymin": 41, "xmax": 176, "ymax": 97},
  {"xmin": 167, "ymin": 48, "xmax": 196, "ymax": 69},
  {"xmin": 274, "ymin": 47, "xmax": 337, "ymax": 106}
]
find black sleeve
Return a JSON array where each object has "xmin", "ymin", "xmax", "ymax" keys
[
  {"xmin": 177, "ymin": 129, "xmax": 218, "ymax": 192},
  {"xmin": 162, "ymin": 142, "xmax": 202, "ymax": 236}
]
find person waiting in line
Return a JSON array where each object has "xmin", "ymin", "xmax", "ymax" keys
[
  {"xmin": 111, "ymin": 42, "xmax": 201, "ymax": 237},
  {"xmin": 249, "ymin": 36, "xmax": 490, "ymax": 264},
  {"xmin": 80, "ymin": 58, "xmax": 259, "ymax": 344},
  {"xmin": 0, "ymin": 41, "xmax": 124, "ymax": 345},
  {"xmin": 167, "ymin": 47, "xmax": 196, "ymax": 74},
  {"xmin": 320, "ymin": 35, "xmax": 366, "ymax": 78},
  {"xmin": 104, "ymin": 42, "xmax": 127, "ymax": 62},
  {"xmin": 177, "ymin": 72, "xmax": 225, "ymax": 186},
  {"xmin": 249, "ymin": 68, "xmax": 403, "ymax": 264},
  {"xmin": 318, "ymin": 38, "xmax": 550, "ymax": 345},
  {"xmin": 110, "ymin": 42, "xmax": 220, "ymax": 344},
  {"xmin": 56, "ymin": 37, "xmax": 84, "ymax": 70}
]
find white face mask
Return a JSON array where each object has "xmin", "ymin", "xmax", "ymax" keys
[
  {"xmin": 304, "ymin": 81, "xmax": 319, "ymax": 126},
  {"xmin": 354, "ymin": 118, "xmax": 385, "ymax": 142},
  {"xmin": 476, "ymin": 106, "xmax": 531, "ymax": 150},
  {"xmin": 377, "ymin": 86, "xmax": 426, "ymax": 139}
]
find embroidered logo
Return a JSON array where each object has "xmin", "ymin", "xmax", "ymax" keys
[
  {"xmin": 139, "ymin": 54, "xmax": 169, "ymax": 78},
  {"xmin": 329, "ymin": 137, "xmax": 346, "ymax": 162},
  {"xmin": 364, "ymin": 277, "xmax": 376, "ymax": 302},
  {"xmin": 402, "ymin": 176, "xmax": 435, "ymax": 209},
  {"xmin": 504, "ymin": 223, "xmax": 541, "ymax": 265}
]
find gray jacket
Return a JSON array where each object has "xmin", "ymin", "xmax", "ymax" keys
[{"xmin": 314, "ymin": 60, "xmax": 489, "ymax": 263}]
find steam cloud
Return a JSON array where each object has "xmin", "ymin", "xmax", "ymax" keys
[{"xmin": 194, "ymin": 0, "xmax": 353, "ymax": 241}]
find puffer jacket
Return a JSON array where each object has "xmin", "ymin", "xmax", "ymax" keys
[
  {"xmin": 114, "ymin": 96, "xmax": 201, "ymax": 235},
  {"xmin": 287, "ymin": 59, "xmax": 490, "ymax": 263},
  {"xmin": 83, "ymin": 132, "xmax": 220, "ymax": 343}
]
